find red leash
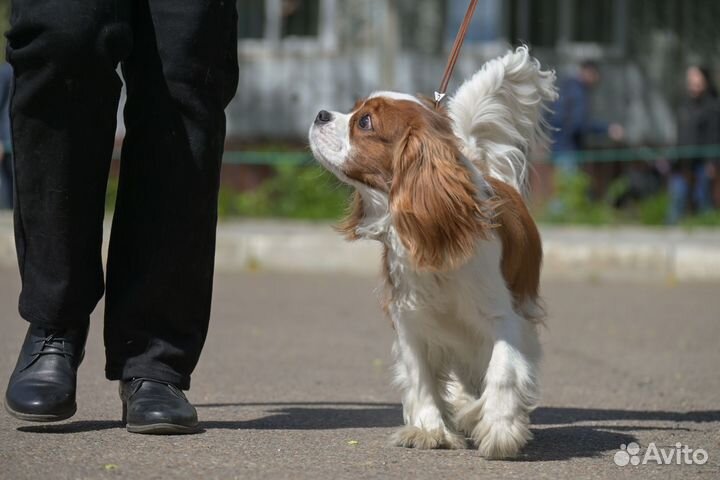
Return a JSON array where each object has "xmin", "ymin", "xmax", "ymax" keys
[{"xmin": 435, "ymin": 0, "xmax": 479, "ymax": 106}]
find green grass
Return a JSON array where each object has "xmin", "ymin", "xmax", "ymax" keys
[
  {"xmin": 681, "ymin": 209, "xmax": 720, "ymax": 227},
  {"xmin": 105, "ymin": 168, "xmax": 720, "ymax": 226},
  {"xmin": 537, "ymin": 171, "xmax": 616, "ymax": 225},
  {"xmin": 217, "ymin": 164, "xmax": 350, "ymax": 220},
  {"xmin": 536, "ymin": 171, "xmax": 720, "ymax": 227}
]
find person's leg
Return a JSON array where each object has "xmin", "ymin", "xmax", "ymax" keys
[
  {"xmin": 8, "ymin": 0, "xmax": 131, "ymax": 329},
  {"xmin": 712, "ymin": 162, "xmax": 720, "ymax": 209},
  {"xmin": 667, "ymin": 173, "xmax": 689, "ymax": 225},
  {"xmin": 104, "ymin": 0, "xmax": 239, "ymax": 390},
  {"xmin": 0, "ymin": 153, "xmax": 11, "ymax": 209},
  {"xmin": 4, "ymin": 0, "xmax": 131, "ymax": 421},
  {"xmin": 6, "ymin": 154, "xmax": 13, "ymax": 210},
  {"xmin": 693, "ymin": 162, "xmax": 713, "ymax": 214}
]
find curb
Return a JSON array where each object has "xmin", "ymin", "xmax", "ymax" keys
[
  {"xmin": 1, "ymin": 214, "xmax": 719, "ymax": 281},
  {"xmin": 222, "ymin": 223, "xmax": 720, "ymax": 281},
  {"xmin": 540, "ymin": 227, "xmax": 720, "ymax": 281}
]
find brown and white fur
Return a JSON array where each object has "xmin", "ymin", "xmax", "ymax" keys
[{"xmin": 308, "ymin": 47, "xmax": 557, "ymax": 458}]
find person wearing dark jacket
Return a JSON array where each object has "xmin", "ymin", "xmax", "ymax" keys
[
  {"xmin": 549, "ymin": 60, "xmax": 624, "ymax": 173},
  {"xmin": 668, "ymin": 66, "xmax": 720, "ymax": 224}
]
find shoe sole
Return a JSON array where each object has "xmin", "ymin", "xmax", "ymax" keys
[
  {"xmin": 125, "ymin": 422, "xmax": 200, "ymax": 435},
  {"xmin": 4, "ymin": 401, "xmax": 76, "ymax": 422}
]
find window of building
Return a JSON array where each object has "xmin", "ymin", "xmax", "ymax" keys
[
  {"xmin": 238, "ymin": 0, "xmax": 266, "ymax": 39},
  {"xmin": 398, "ymin": 0, "xmax": 447, "ymax": 54},
  {"xmin": 445, "ymin": 0, "xmax": 503, "ymax": 45},
  {"xmin": 569, "ymin": 0, "xmax": 615, "ymax": 44},
  {"xmin": 628, "ymin": 0, "xmax": 720, "ymax": 58},
  {"xmin": 281, "ymin": 0, "xmax": 320, "ymax": 38},
  {"xmin": 504, "ymin": 0, "xmax": 629, "ymax": 49},
  {"xmin": 507, "ymin": 0, "xmax": 559, "ymax": 47},
  {"xmin": 237, "ymin": 0, "xmax": 322, "ymax": 41}
]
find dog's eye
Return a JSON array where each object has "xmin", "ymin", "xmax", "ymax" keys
[{"xmin": 358, "ymin": 114, "xmax": 372, "ymax": 130}]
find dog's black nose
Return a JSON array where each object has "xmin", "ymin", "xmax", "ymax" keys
[{"xmin": 315, "ymin": 110, "xmax": 332, "ymax": 125}]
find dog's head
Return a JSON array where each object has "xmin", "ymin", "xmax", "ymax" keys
[{"xmin": 309, "ymin": 92, "xmax": 491, "ymax": 272}]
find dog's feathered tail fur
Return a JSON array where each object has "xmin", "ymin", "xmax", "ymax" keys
[{"xmin": 448, "ymin": 46, "xmax": 558, "ymax": 194}]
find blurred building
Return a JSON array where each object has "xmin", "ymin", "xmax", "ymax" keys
[{"xmin": 227, "ymin": 0, "xmax": 720, "ymax": 147}]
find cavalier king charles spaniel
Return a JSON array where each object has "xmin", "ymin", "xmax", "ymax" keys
[{"xmin": 308, "ymin": 47, "xmax": 557, "ymax": 458}]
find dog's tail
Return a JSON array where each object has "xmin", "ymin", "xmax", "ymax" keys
[{"xmin": 448, "ymin": 46, "xmax": 558, "ymax": 194}]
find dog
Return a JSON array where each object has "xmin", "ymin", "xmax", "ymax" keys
[{"xmin": 308, "ymin": 47, "xmax": 557, "ymax": 458}]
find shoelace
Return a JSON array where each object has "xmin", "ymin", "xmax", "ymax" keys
[
  {"xmin": 20, "ymin": 333, "xmax": 74, "ymax": 372},
  {"xmin": 19, "ymin": 333, "xmax": 74, "ymax": 372},
  {"xmin": 33, "ymin": 333, "xmax": 72, "ymax": 356}
]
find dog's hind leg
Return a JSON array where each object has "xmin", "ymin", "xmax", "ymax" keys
[
  {"xmin": 446, "ymin": 346, "xmax": 491, "ymax": 437},
  {"xmin": 466, "ymin": 312, "xmax": 541, "ymax": 459}
]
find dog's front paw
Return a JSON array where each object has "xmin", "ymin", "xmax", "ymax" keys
[
  {"xmin": 472, "ymin": 416, "xmax": 532, "ymax": 459},
  {"xmin": 391, "ymin": 425, "xmax": 467, "ymax": 450}
]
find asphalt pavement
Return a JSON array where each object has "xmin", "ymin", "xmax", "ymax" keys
[{"xmin": 0, "ymin": 268, "xmax": 719, "ymax": 479}]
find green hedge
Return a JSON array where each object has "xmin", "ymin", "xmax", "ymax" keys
[
  {"xmin": 106, "ymin": 167, "xmax": 719, "ymax": 226},
  {"xmin": 538, "ymin": 171, "xmax": 720, "ymax": 226},
  {"xmin": 218, "ymin": 164, "xmax": 350, "ymax": 219}
]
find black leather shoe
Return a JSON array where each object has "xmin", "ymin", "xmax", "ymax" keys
[
  {"xmin": 120, "ymin": 378, "xmax": 199, "ymax": 434},
  {"xmin": 5, "ymin": 324, "xmax": 87, "ymax": 422}
]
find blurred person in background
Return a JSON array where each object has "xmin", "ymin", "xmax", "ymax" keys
[
  {"xmin": 667, "ymin": 65, "xmax": 720, "ymax": 224},
  {"xmin": 549, "ymin": 60, "xmax": 624, "ymax": 173},
  {"xmin": 0, "ymin": 62, "xmax": 12, "ymax": 210}
]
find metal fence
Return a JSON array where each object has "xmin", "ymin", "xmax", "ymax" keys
[{"xmin": 221, "ymin": 145, "xmax": 720, "ymax": 166}]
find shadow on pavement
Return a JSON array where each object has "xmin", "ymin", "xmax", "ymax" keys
[
  {"xmin": 516, "ymin": 406, "xmax": 720, "ymax": 462},
  {"xmin": 198, "ymin": 402, "xmax": 402, "ymax": 430},
  {"xmin": 521, "ymin": 425, "xmax": 637, "ymax": 461},
  {"xmin": 532, "ymin": 407, "xmax": 720, "ymax": 425},
  {"xmin": 196, "ymin": 401, "xmax": 400, "ymax": 409},
  {"xmin": 15, "ymin": 404, "xmax": 719, "ymax": 462},
  {"xmin": 17, "ymin": 420, "xmax": 121, "ymax": 434}
]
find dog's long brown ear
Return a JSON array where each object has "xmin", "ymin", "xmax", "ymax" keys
[
  {"xmin": 335, "ymin": 191, "xmax": 364, "ymax": 241},
  {"xmin": 390, "ymin": 128, "xmax": 490, "ymax": 271}
]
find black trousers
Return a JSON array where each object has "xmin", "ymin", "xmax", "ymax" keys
[
  {"xmin": 7, "ymin": 0, "xmax": 239, "ymax": 389},
  {"xmin": 0, "ymin": 153, "xmax": 11, "ymax": 209}
]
